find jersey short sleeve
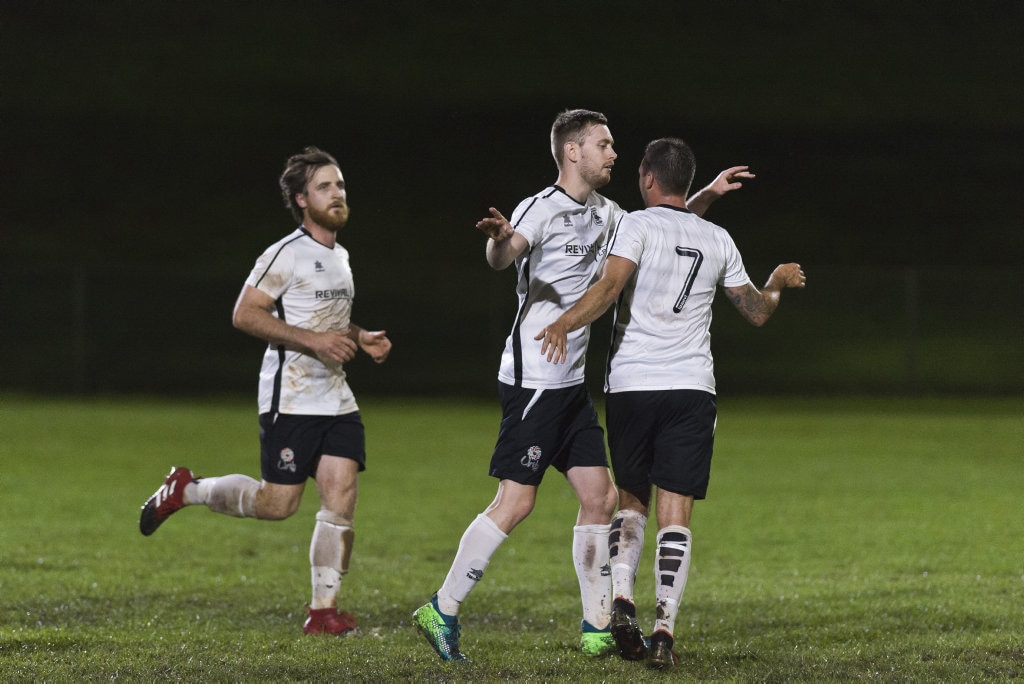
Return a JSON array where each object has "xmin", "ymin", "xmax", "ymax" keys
[
  {"xmin": 246, "ymin": 240, "xmax": 296, "ymax": 299},
  {"xmin": 719, "ymin": 230, "xmax": 750, "ymax": 289}
]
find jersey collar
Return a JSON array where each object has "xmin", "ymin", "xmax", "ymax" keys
[{"xmin": 655, "ymin": 203, "xmax": 693, "ymax": 214}]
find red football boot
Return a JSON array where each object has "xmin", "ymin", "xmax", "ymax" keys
[
  {"xmin": 139, "ymin": 466, "xmax": 199, "ymax": 536},
  {"xmin": 303, "ymin": 607, "xmax": 358, "ymax": 635}
]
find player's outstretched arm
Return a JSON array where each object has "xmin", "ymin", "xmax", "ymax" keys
[
  {"xmin": 686, "ymin": 166, "xmax": 756, "ymax": 217},
  {"xmin": 723, "ymin": 262, "xmax": 806, "ymax": 327},
  {"xmin": 535, "ymin": 255, "xmax": 637, "ymax": 363},
  {"xmin": 477, "ymin": 207, "xmax": 528, "ymax": 270}
]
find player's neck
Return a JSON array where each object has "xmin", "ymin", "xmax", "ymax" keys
[
  {"xmin": 303, "ymin": 221, "xmax": 338, "ymax": 248},
  {"xmin": 646, "ymin": 194, "xmax": 687, "ymax": 210},
  {"xmin": 555, "ymin": 175, "xmax": 596, "ymax": 204}
]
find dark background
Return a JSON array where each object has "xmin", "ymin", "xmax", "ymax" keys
[{"xmin": 3, "ymin": 1, "xmax": 1022, "ymax": 398}]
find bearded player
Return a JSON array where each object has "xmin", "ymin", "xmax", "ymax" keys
[{"xmin": 139, "ymin": 146, "xmax": 391, "ymax": 636}]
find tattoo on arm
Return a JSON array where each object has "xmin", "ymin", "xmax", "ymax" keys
[{"xmin": 726, "ymin": 283, "xmax": 776, "ymax": 325}]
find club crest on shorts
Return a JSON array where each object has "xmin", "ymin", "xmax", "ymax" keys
[
  {"xmin": 521, "ymin": 445, "xmax": 542, "ymax": 472},
  {"xmin": 278, "ymin": 447, "xmax": 297, "ymax": 473}
]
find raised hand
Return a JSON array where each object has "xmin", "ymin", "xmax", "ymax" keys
[
  {"xmin": 769, "ymin": 263, "xmax": 807, "ymax": 290},
  {"xmin": 707, "ymin": 165, "xmax": 755, "ymax": 197},
  {"xmin": 475, "ymin": 207, "xmax": 514, "ymax": 241}
]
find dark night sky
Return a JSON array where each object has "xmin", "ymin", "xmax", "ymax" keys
[
  {"xmin": 5, "ymin": 1, "xmax": 1022, "ymax": 266},
  {"xmin": 2, "ymin": 1, "xmax": 1022, "ymax": 395}
]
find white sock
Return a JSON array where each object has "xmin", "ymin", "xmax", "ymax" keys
[
  {"xmin": 190, "ymin": 475, "xmax": 259, "ymax": 517},
  {"xmin": 652, "ymin": 526, "xmax": 692, "ymax": 637},
  {"xmin": 436, "ymin": 514, "xmax": 507, "ymax": 616},
  {"xmin": 574, "ymin": 524, "xmax": 612, "ymax": 629},
  {"xmin": 609, "ymin": 509, "xmax": 647, "ymax": 604},
  {"xmin": 309, "ymin": 510, "xmax": 354, "ymax": 610}
]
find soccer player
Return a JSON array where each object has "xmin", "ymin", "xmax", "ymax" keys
[
  {"xmin": 536, "ymin": 137, "xmax": 806, "ymax": 669},
  {"xmin": 412, "ymin": 110, "xmax": 751, "ymax": 662},
  {"xmin": 138, "ymin": 146, "xmax": 392, "ymax": 636}
]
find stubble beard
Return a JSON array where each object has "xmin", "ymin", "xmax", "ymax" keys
[{"xmin": 582, "ymin": 162, "xmax": 612, "ymax": 191}]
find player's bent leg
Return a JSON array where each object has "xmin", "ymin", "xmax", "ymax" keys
[
  {"xmin": 192, "ymin": 475, "xmax": 299, "ymax": 519},
  {"xmin": 199, "ymin": 474, "xmax": 261, "ymax": 517},
  {"xmin": 139, "ymin": 469, "xmax": 301, "ymax": 534}
]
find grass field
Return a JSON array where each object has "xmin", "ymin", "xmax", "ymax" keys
[{"xmin": 1, "ymin": 394, "xmax": 1022, "ymax": 681}]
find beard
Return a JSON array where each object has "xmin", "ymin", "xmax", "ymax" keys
[
  {"xmin": 582, "ymin": 163, "xmax": 612, "ymax": 190},
  {"xmin": 307, "ymin": 202, "xmax": 350, "ymax": 231}
]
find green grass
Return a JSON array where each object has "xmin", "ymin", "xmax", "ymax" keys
[{"xmin": 1, "ymin": 394, "xmax": 1022, "ymax": 681}]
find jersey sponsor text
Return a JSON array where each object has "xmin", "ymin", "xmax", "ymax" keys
[{"xmin": 315, "ymin": 288, "xmax": 352, "ymax": 300}]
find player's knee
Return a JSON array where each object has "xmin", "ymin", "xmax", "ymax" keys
[
  {"xmin": 603, "ymin": 499, "xmax": 617, "ymax": 519},
  {"xmin": 486, "ymin": 490, "xmax": 534, "ymax": 531},
  {"xmin": 584, "ymin": 482, "xmax": 618, "ymax": 514},
  {"xmin": 604, "ymin": 481, "xmax": 619, "ymax": 511},
  {"xmin": 510, "ymin": 490, "xmax": 538, "ymax": 523},
  {"xmin": 255, "ymin": 491, "xmax": 302, "ymax": 521},
  {"xmin": 258, "ymin": 504, "xmax": 297, "ymax": 521}
]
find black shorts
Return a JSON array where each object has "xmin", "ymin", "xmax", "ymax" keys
[
  {"xmin": 489, "ymin": 382, "xmax": 608, "ymax": 486},
  {"xmin": 606, "ymin": 389, "xmax": 716, "ymax": 499},
  {"xmin": 259, "ymin": 411, "xmax": 366, "ymax": 485}
]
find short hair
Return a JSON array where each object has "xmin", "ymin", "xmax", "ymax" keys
[
  {"xmin": 279, "ymin": 146, "xmax": 340, "ymax": 222},
  {"xmin": 550, "ymin": 109, "xmax": 608, "ymax": 168},
  {"xmin": 640, "ymin": 138, "xmax": 696, "ymax": 197}
]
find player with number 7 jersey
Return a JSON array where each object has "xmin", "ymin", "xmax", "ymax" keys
[
  {"xmin": 536, "ymin": 136, "xmax": 805, "ymax": 670},
  {"xmin": 603, "ymin": 204, "xmax": 749, "ymax": 394}
]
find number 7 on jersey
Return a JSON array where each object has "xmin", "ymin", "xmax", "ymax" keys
[{"xmin": 673, "ymin": 247, "xmax": 704, "ymax": 313}]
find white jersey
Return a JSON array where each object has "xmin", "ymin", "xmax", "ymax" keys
[
  {"xmin": 245, "ymin": 227, "xmax": 359, "ymax": 416},
  {"xmin": 605, "ymin": 205, "xmax": 751, "ymax": 394},
  {"xmin": 497, "ymin": 186, "xmax": 624, "ymax": 389}
]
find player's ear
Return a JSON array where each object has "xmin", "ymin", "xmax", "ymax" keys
[
  {"xmin": 564, "ymin": 141, "xmax": 579, "ymax": 164},
  {"xmin": 294, "ymin": 192, "xmax": 308, "ymax": 209}
]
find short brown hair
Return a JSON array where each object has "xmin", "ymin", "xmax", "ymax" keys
[
  {"xmin": 279, "ymin": 146, "xmax": 340, "ymax": 222},
  {"xmin": 550, "ymin": 109, "xmax": 608, "ymax": 168}
]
